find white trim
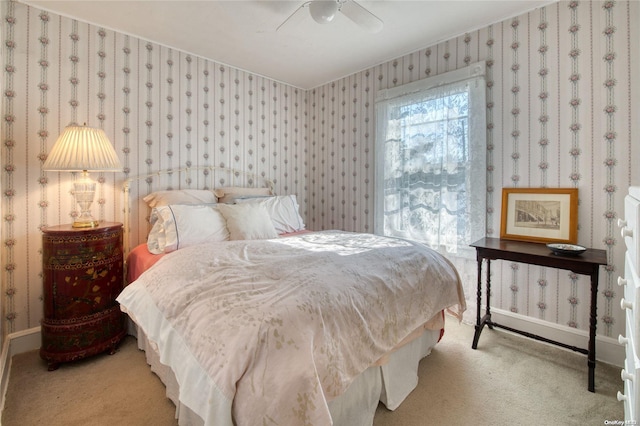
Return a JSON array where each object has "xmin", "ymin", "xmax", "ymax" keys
[
  {"xmin": 488, "ymin": 308, "xmax": 624, "ymax": 368},
  {"xmin": 0, "ymin": 336, "xmax": 9, "ymax": 416},
  {"xmin": 8, "ymin": 327, "xmax": 41, "ymax": 357},
  {"xmin": 0, "ymin": 327, "xmax": 41, "ymax": 413},
  {"xmin": 375, "ymin": 61, "xmax": 486, "ymax": 102}
]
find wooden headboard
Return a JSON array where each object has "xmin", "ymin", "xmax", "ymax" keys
[{"xmin": 122, "ymin": 166, "xmax": 274, "ymax": 255}]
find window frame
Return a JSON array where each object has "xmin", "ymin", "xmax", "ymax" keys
[{"xmin": 374, "ymin": 62, "xmax": 487, "ymax": 257}]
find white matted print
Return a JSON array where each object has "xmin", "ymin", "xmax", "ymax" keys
[{"xmin": 500, "ymin": 188, "xmax": 578, "ymax": 244}]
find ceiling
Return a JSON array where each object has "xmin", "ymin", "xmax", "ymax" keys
[{"xmin": 23, "ymin": 0, "xmax": 553, "ymax": 89}]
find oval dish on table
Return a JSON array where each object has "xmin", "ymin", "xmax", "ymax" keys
[{"xmin": 546, "ymin": 243, "xmax": 586, "ymax": 256}]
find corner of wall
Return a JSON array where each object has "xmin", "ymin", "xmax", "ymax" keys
[
  {"xmin": 0, "ymin": 327, "xmax": 41, "ymax": 414},
  {"xmin": 0, "ymin": 335, "xmax": 10, "ymax": 414}
]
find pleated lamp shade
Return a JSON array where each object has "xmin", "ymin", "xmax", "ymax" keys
[
  {"xmin": 43, "ymin": 124, "xmax": 122, "ymax": 228},
  {"xmin": 43, "ymin": 124, "xmax": 122, "ymax": 172}
]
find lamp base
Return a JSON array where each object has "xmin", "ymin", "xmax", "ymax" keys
[
  {"xmin": 72, "ymin": 219, "xmax": 100, "ymax": 228},
  {"xmin": 73, "ymin": 171, "xmax": 99, "ymax": 228}
]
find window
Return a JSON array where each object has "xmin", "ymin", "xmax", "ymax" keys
[{"xmin": 375, "ymin": 63, "xmax": 486, "ymax": 258}]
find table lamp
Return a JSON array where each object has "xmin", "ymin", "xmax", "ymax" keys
[{"xmin": 43, "ymin": 124, "xmax": 122, "ymax": 228}]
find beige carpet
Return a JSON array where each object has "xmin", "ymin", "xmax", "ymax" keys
[{"xmin": 2, "ymin": 319, "xmax": 624, "ymax": 426}]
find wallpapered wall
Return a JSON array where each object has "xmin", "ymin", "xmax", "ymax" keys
[
  {"xmin": 307, "ymin": 0, "xmax": 638, "ymax": 340},
  {"xmin": 0, "ymin": 0, "xmax": 638, "ymax": 351},
  {"xmin": 0, "ymin": 1, "xmax": 307, "ymax": 336}
]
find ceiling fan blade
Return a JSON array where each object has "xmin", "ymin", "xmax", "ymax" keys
[
  {"xmin": 340, "ymin": 0, "xmax": 384, "ymax": 33},
  {"xmin": 276, "ymin": 2, "xmax": 311, "ymax": 32}
]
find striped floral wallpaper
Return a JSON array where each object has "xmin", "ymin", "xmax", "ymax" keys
[
  {"xmin": 308, "ymin": 0, "xmax": 638, "ymax": 340},
  {"xmin": 0, "ymin": 0, "xmax": 638, "ymax": 353},
  {"xmin": 1, "ymin": 1, "xmax": 306, "ymax": 336}
]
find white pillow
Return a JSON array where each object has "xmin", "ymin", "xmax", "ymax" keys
[
  {"xmin": 147, "ymin": 204, "xmax": 229, "ymax": 254},
  {"xmin": 213, "ymin": 186, "xmax": 273, "ymax": 204},
  {"xmin": 236, "ymin": 195, "xmax": 305, "ymax": 234},
  {"xmin": 143, "ymin": 189, "xmax": 217, "ymax": 208},
  {"xmin": 216, "ymin": 203, "xmax": 278, "ymax": 240}
]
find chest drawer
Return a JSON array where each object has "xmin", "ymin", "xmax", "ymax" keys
[
  {"xmin": 42, "ymin": 225, "xmax": 123, "ymax": 319},
  {"xmin": 620, "ymin": 311, "xmax": 640, "ymax": 422},
  {"xmin": 621, "ymin": 253, "xmax": 640, "ymax": 354},
  {"xmin": 621, "ymin": 351, "xmax": 639, "ymax": 422},
  {"xmin": 621, "ymin": 190, "xmax": 640, "ymax": 272}
]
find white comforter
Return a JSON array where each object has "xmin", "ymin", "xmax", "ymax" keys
[{"xmin": 117, "ymin": 231, "xmax": 465, "ymax": 426}]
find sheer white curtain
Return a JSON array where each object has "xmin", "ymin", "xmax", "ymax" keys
[{"xmin": 375, "ymin": 63, "xmax": 486, "ymax": 258}]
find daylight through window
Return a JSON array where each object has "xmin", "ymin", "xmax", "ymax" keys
[{"xmin": 375, "ymin": 63, "xmax": 487, "ymax": 257}]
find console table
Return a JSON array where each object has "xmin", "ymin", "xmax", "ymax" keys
[{"xmin": 470, "ymin": 237, "xmax": 607, "ymax": 392}]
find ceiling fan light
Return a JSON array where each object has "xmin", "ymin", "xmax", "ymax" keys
[{"xmin": 309, "ymin": 1, "xmax": 339, "ymax": 24}]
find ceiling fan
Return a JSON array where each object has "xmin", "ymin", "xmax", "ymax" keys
[{"xmin": 277, "ymin": 0, "xmax": 384, "ymax": 33}]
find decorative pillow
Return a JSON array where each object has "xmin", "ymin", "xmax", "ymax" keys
[
  {"xmin": 236, "ymin": 195, "xmax": 305, "ymax": 234},
  {"xmin": 143, "ymin": 189, "xmax": 217, "ymax": 208},
  {"xmin": 213, "ymin": 186, "xmax": 273, "ymax": 204},
  {"xmin": 147, "ymin": 204, "xmax": 229, "ymax": 254},
  {"xmin": 216, "ymin": 203, "xmax": 278, "ymax": 240}
]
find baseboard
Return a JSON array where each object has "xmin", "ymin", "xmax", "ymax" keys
[
  {"xmin": 0, "ymin": 327, "xmax": 41, "ymax": 415},
  {"xmin": 485, "ymin": 308, "xmax": 625, "ymax": 368},
  {"xmin": 0, "ymin": 336, "xmax": 9, "ymax": 422}
]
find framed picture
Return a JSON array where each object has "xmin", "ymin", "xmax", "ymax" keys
[{"xmin": 500, "ymin": 188, "xmax": 578, "ymax": 244}]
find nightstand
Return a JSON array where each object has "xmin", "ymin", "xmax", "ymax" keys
[{"xmin": 40, "ymin": 222, "xmax": 126, "ymax": 370}]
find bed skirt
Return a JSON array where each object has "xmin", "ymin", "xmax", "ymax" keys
[{"xmin": 126, "ymin": 318, "xmax": 441, "ymax": 426}]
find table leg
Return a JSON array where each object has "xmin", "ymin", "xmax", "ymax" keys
[
  {"xmin": 475, "ymin": 257, "xmax": 482, "ymax": 325},
  {"xmin": 486, "ymin": 259, "xmax": 493, "ymax": 329},
  {"xmin": 472, "ymin": 258, "xmax": 492, "ymax": 349},
  {"xmin": 587, "ymin": 268, "xmax": 599, "ymax": 392}
]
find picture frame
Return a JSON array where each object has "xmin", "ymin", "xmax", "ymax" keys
[{"xmin": 500, "ymin": 188, "xmax": 578, "ymax": 244}]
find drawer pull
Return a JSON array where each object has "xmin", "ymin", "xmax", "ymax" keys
[
  {"xmin": 618, "ymin": 276, "xmax": 628, "ymax": 287},
  {"xmin": 618, "ymin": 218, "xmax": 628, "ymax": 228},
  {"xmin": 621, "ymin": 298, "xmax": 633, "ymax": 310},
  {"xmin": 622, "ymin": 369, "xmax": 634, "ymax": 382},
  {"xmin": 617, "ymin": 391, "xmax": 627, "ymax": 402},
  {"xmin": 619, "ymin": 335, "xmax": 629, "ymax": 346},
  {"xmin": 621, "ymin": 227, "xmax": 633, "ymax": 238}
]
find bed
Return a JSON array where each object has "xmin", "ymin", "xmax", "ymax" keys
[{"xmin": 118, "ymin": 167, "xmax": 466, "ymax": 426}]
